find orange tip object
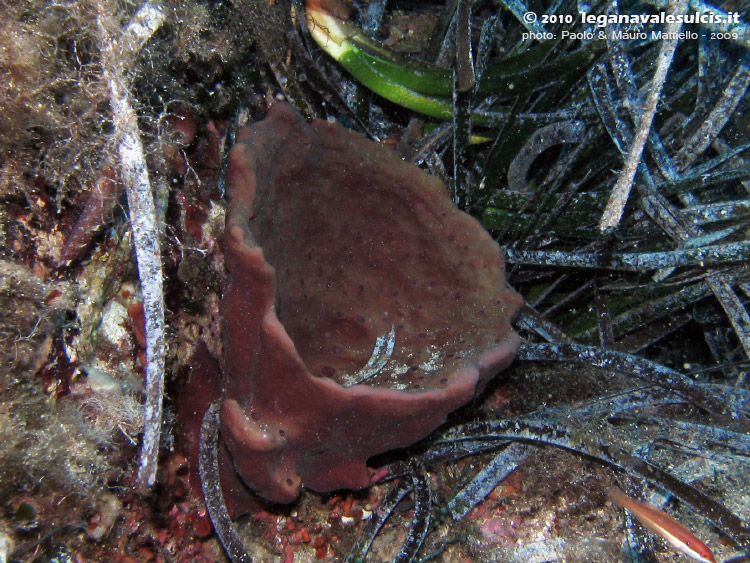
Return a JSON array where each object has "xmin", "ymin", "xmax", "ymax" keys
[{"xmin": 608, "ymin": 487, "xmax": 717, "ymax": 563}]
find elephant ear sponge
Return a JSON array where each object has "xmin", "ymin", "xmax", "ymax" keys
[{"xmin": 219, "ymin": 102, "xmax": 523, "ymax": 509}]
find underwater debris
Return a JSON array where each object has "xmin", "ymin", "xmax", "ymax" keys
[
  {"xmin": 505, "ymin": 241, "xmax": 750, "ymax": 270},
  {"xmin": 94, "ymin": 0, "xmax": 167, "ymax": 490},
  {"xmin": 517, "ymin": 341, "xmax": 746, "ymax": 415},
  {"xmin": 342, "ymin": 326, "xmax": 397, "ymax": 387},
  {"xmin": 199, "ymin": 402, "xmax": 253, "ymax": 563},
  {"xmin": 392, "ymin": 462, "xmax": 432, "ymax": 563},
  {"xmin": 598, "ymin": 4, "xmax": 685, "ymax": 232},
  {"xmin": 448, "ymin": 442, "xmax": 530, "ymax": 520}
]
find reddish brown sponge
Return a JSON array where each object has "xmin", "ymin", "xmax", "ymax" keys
[{"xmin": 219, "ymin": 102, "xmax": 522, "ymax": 508}]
